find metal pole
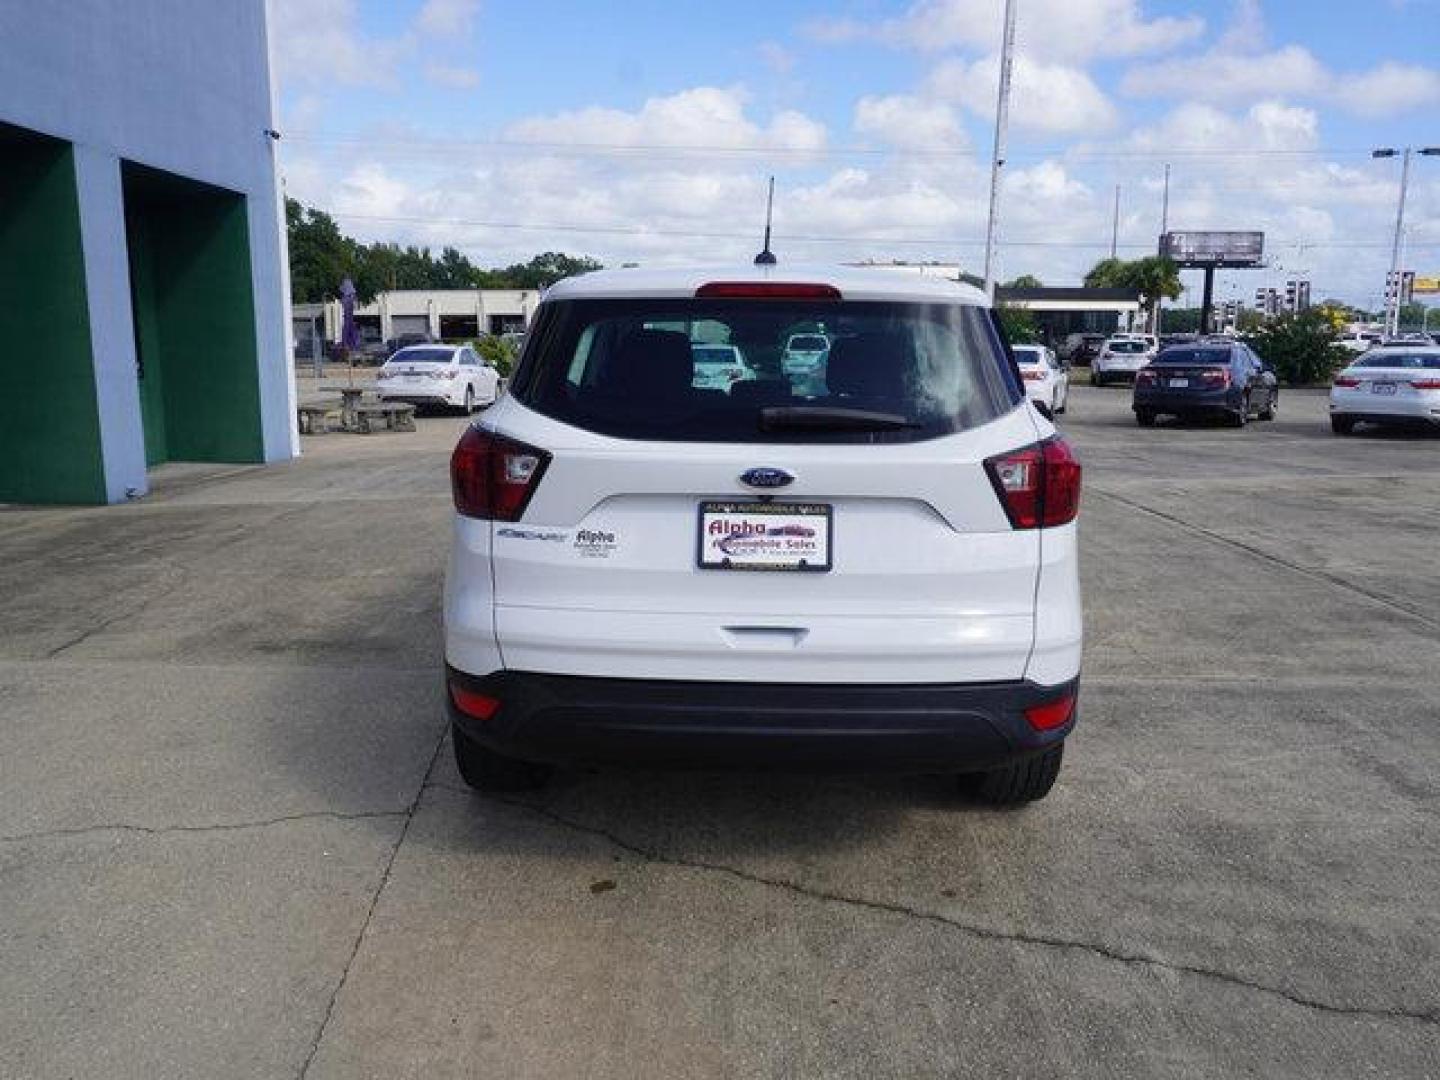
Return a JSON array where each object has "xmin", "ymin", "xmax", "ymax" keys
[
  {"xmin": 1155, "ymin": 164, "xmax": 1170, "ymax": 337},
  {"xmin": 982, "ymin": 0, "xmax": 1018, "ymax": 300},
  {"xmin": 1385, "ymin": 148, "xmax": 1412, "ymax": 338},
  {"xmin": 1110, "ymin": 184, "xmax": 1120, "ymax": 259}
]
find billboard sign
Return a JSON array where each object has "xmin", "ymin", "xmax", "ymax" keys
[
  {"xmin": 1413, "ymin": 276, "xmax": 1440, "ymax": 295},
  {"xmin": 1160, "ymin": 231, "xmax": 1265, "ymax": 267}
]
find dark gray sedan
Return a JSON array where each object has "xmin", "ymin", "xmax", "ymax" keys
[{"xmin": 1133, "ymin": 343, "xmax": 1279, "ymax": 428}]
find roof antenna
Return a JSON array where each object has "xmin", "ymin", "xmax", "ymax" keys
[{"xmin": 754, "ymin": 176, "xmax": 777, "ymax": 266}]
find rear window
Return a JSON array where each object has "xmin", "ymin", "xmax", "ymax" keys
[
  {"xmin": 389, "ymin": 347, "xmax": 453, "ymax": 365},
  {"xmin": 1154, "ymin": 348, "xmax": 1231, "ymax": 365},
  {"xmin": 1012, "ymin": 346, "xmax": 1046, "ymax": 366},
  {"xmin": 1107, "ymin": 340, "xmax": 1147, "ymax": 354},
  {"xmin": 1357, "ymin": 352, "xmax": 1440, "ymax": 369},
  {"xmin": 692, "ymin": 345, "xmax": 742, "ymax": 366},
  {"xmin": 511, "ymin": 298, "xmax": 1019, "ymax": 443},
  {"xmin": 786, "ymin": 335, "xmax": 829, "ymax": 352}
]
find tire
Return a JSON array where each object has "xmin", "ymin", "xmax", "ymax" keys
[
  {"xmin": 1093, "ymin": 372, "xmax": 1107, "ymax": 388},
  {"xmin": 1135, "ymin": 410, "xmax": 1156, "ymax": 427},
  {"xmin": 463, "ymin": 387, "xmax": 475, "ymax": 415},
  {"xmin": 1227, "ymin": 395, "xmax": 1249, "ymax": 427},
  {"xmin": 452, "ymin": 722, "xmax": 552, "ymax": 792},
  {"xmin": 1331, "ymin": 415, "xmax": 1355, "ymax": 435},
  {"xmin": 973, "ymin": 745, "xmax": 1064, "ymax": 806},
  {"xmin": 1258, "ymin": 392, "xmax": 1277, "ymax": 421}
]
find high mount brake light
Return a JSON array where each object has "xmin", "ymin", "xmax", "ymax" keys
[
  {"xmin": 984, "ymin": 437, "xmax": 1082, "ymax": 530},
  {"xmin": 451, "ymin": 426, "xmax": 551, "ymax": 521},
  {"xmin": 695, "ymin": 282, "xmax": 842, "ymax": 300}
]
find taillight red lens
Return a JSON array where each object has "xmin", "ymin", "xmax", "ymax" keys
[
  {"xmin": 1333, "ymin": 374, "xmax": 1361, "ymax": 388},
  {"xmin": 1134, "ymin": 368, "xmax": 1157, "ymax": 386},
  {"xmin": 695, "ymin": 282, "xmax": 842, "ymax": 300},
  {"xmin": 449, "ymin": 684, "xmax": 500, "ymax": 721},
  {"xmin": 450, "ymin": 426, "xmax": 551, "ymax": 521},
  {"xmin": 1024, "ymin": 692, "xmax": 1076, "ymax": 732},
  {"xmin": 1410, "ymin": 378, "xmax": 1440, "ymax": 390},
  {"xmin": 984, "ymin": 437, "xmax": 1082, "ymax": 530},
  {"xmin": 1020, "ymin": 369, "xmax": 1045, "ymax": 381},
  {"xmin": 1199, "ymin": 368, "xmax": 1231, "ymax": 387}
]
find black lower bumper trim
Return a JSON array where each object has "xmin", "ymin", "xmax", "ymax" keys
[{"xmin": 446, "ymin": 667, "xmax": 1077, "ymax": 773}]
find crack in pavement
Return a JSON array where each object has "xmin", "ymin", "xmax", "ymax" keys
[
  {"xmin": 1090, "ymin": 488, "xmax": 1440, "ymax": 635},
  {"xmin": 426, "ymin": 784, "xmax": 1439, "ymax": 1029},
  {"xmin": 0, "ymin": 808, "xmax": 409, "ymax": 845},
  {"xmin": 297, "ymin": 730, "xmax": 450, "ymax": 1080}
]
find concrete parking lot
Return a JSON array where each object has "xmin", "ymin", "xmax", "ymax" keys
[{"xmin": 2, "ymin": 385, "xmax": 1437, "ymax": 1078}]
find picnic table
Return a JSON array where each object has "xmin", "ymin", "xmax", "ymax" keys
[{"xmin": 318, "ymin": 385, "xmax": 372, "ymax": 431}]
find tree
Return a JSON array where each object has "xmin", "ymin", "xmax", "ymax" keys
[
  {"xmin": 1084, "ymin": 256, "xmax": 1181, "ymax": 329},
  {"xmin": 286, "ymin": 198, "xmax": 357, "ymax": 303},
  {"xmin": 996, "ymin": 304, "xmax": 1040, "ymax": 344},
  {"xmin": 1249, "ymin": 309, "xmax": 1349, "ymax": 385},
  {"xmin": 479, "ymin": 252, "xmax": 603, "ymax": 289},
  {"xmin": 1004, "ymin": 274, "xmax": 1044, "ymax": 289}
]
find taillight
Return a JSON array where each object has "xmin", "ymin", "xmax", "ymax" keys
[
  {"xmin": 450, "ymin": 426, "xmax": 550, "ymax": 521},
  {"xmin": 1334, "ymin": 374, "xmax": 1361, "ymax": 388},
  {"xmin": 1020, "ymin": 369, "xmax": 1045, "ymax": 381},
  {"xmin": 1199, "ymin": 368, "xmax": 1231, "ymax": 387},
  {"xmin": 449, "ymin": 683, "xmax": 500, "ymax": 721},
  {"xmin": 984, "ymin": 437, "xmax": 1082, "ymax": 529},
  {"xmin": 1410, "ymin": 378, "xmax": 1440, "ymax": 390},
  {"xmin": 1024, "ymin": 692, "xmax": 1076, "ymax": 732},
  {"xmin": 1134, "ymin": 368, "xmax": 1157, "ymax": 386}
]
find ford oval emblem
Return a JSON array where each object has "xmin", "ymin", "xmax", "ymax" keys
[{"xmin": 740, "ymin": 467, "xmax": 795, "ymax": 489}]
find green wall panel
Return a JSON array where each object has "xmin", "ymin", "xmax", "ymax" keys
[
  {"xmin": 0, "ymin": 128, "xmax": 106, "ymax": 504},
  {"xmin": 124, "ymin": 165, "xmax": 264, "ymax": 466}
]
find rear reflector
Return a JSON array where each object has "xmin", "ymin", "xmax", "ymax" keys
[
  {"xmin": 451, "ymin": 426, "xmax": 551, "ymax": 521},
  {"xmin": 450, "ymin": 684, "xmax": 501, "ymax": 721},
  {"xmin": 984, "ymin": 436, "xmax": 1082, "ymax": 529},
  {"xmin": 1024, "ymin": 693, "xmax": 1076, "ymax": 732},
  {"xmin": 695, "ymin": 282, "xmax": 842, "ymax": 300}
]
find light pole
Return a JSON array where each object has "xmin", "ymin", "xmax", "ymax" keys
[
  {"xmin": 1373, "ymin": 146, "xmax": 1440, "ymax": 337},
  {"xmin": 981, "ymin": 0, "xmax": 1018, "ymax": 300}
]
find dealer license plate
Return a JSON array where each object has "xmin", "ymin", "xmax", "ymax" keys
[
  {"xmin": 1169, "ymin": 378, "xmax": 1189, "ymax": 388},
  {"xmin": 697, "ymin": 501, "xmax": 832, "ymax": 571}
]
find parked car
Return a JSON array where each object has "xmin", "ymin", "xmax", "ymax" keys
[
  {"xmin": 1061, "ymin": 332, "xmax": 1107, "ymax": 366},
  {"xmin": 375, "ymin": 344, "xmax": 500, "ymax": 413},
  {"xmin": 1339, "ymin": 331, "xmax": 1383, "ymax": 354},
  {"xmin": 782, "ymin": 332, "xmax": 830, "ymax": 379},
  {"xmin": 1092, "ymin": 337, "xmax": 1156, "ymax": 386},
  {"xmin": 443, "ymin": 265, "xmax": 1083, "ymax": 803},
  {"xmin": 1132, "ymin": 343, "xmax": 1278, "ymax": 427},
  {"xmin": 1013, "ymin": 344, "xmax": 1069, "ymax": 415},
  {"xmin": 1115, "ymin": 332, "xmax": 1159, "ymax": 352},
  {"xmin": 1329, "ymin": 347, "xmax": 1440, "ymax": 434},
  {"xmin": 690, "ymin": 343, "xmax": 756, "ymax": 392}
]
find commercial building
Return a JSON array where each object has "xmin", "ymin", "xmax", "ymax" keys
[
  {"xmin": 293, "ymin": 289, "xmax": 541, "ymax": 356},
  {"xmin": 0, "ymin": 1, "xmax": 294, "ymax": 505}
]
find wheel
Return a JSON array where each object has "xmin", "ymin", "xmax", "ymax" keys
[
  {"xmin": 1258, "ymin": 392, "xmax": 1277, "ymax": 421},
  {"xmin": 972, "ymin": 745, "xmax": 1064, "ymax": 806},
  {"xmin": 452, "ymin": 723, "xmax": 553, "ymax": 792},
  {"xmin": 1227, "ymin": 395, "xmax": 1249, "ymax": 427},
  {"xmin": 463, "ymin": 386, "xmax": 475, "ymax": 415},
  {"xmin": 1055, "ymin": 386, "xmax": 1067, "ymax": 414},
  {"xmin": 1331, "ymin": 415, "xmax": 1355, "ymax": 435},
  {"xmin": 1093, "ymin": 372, "xmax": 1106, "ymax": 388},
  {"xmin": 1135, "ymin": 410, "xmax": 1156, "ymax": 427}
]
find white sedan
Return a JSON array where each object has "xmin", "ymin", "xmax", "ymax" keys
[
  {"xmin": 1330, "ymin": 347, "xmax": 1440, "ymax": 434},
  {"xmin": 375, "ymin": 344, "xmax": 500, "ymax": 413},
  {"xmin": 1092, "ymin": 337, "xmax": 1157, "ymax": 386},
  {"xmin": 1013, "ymin": 344, "xmax": 1069, "ymax": 414}
]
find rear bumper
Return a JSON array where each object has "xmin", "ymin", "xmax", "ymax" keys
[
  {"xmin": 446, "ymin": 667, "xmax": 1077, "ymax": 773},
  {"xmin": 1330, "ymin": 392, "xmax": 1440, "ymax": 424},
  {"xmin": 380, "ymin": 392, "xmax": 456, "ymax": 406},
  {"xmin": 1133, "ymin": 386, "xmax": 1239, "ymax": 415}
]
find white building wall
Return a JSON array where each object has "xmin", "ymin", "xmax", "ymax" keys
[{"xmin": 0, "ymin": 0, "xmax": 296, "ymax": 494}]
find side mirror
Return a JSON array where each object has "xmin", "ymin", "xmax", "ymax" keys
[{"xmin": 1032, "ymin": 399, "xmax": 1055, "ymax": 422}]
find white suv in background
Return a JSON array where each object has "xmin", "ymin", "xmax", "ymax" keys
[
  {"xmin": 1092, "ymin": 336, "xmax": 1157, "ymax": 386},
  {"xmin": 443, "ymin": 266, "xmax": 1083, "ymax": 804}
]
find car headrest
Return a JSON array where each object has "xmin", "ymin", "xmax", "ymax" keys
[
  {"xmin": 826, "ymin": 332, "xmax": 915, "ymax": 399},
  {"xmin": 602, "ymin": 328, "xmax": 695, "ymax": 401}
]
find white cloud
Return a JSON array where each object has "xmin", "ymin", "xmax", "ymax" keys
[
  {"xmin": 927, "ymin": 54, "xmax": 1119, "ymax": 134},
  {"xmin": 1332, "ymin": 62, "xmax": 1440, "ymax": 116},
  {"xmin": 426, "ymin": 63, "xmax": 481, "ymax": 90},
  {"xmin": 505, "ymin": 87, "xmax": 826, "ymax": 153},
  {"xmin": 853, "ymin": 95, "xmax": 967, "ymax": 150},
  {"xmin": 757, "ymin": 41, "xmax": 796, "ymax": 75},
  {"xmin": 808, "ymin": 0, "xmax": 1203, "ymax": 62},
  {"xmin": 268, "ymin": 0, "xmax": 416, "ymax": 87},
  {"xmin": 416, "ymin": 0, "xmax": 480, "ymax": 37}
]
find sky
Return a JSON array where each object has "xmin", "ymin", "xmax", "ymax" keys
[{"xmin": 270, "ymin": 0, "xmax": 1440, "ymax": 309}]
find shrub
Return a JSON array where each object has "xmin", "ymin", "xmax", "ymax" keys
[
  {"xmin": 474, "ymin": 335, "xmax": 519, "ymax": 378},
  {"xmin": 1249, "ymin": 310, "xmax": 1350, "ymax": 386},
  {"xmin": 996, "ymin": 303, "xmax": 1040, "ymax": 345}
]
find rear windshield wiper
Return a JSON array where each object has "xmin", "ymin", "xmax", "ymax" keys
[{"xmin": 759, "ymin": 406, "xmax": 922, "ymax": 432}]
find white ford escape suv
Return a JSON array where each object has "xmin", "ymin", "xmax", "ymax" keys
[{"xmin": 443, "ymin": 265, "xmax": 1083, "ymax": 804}]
